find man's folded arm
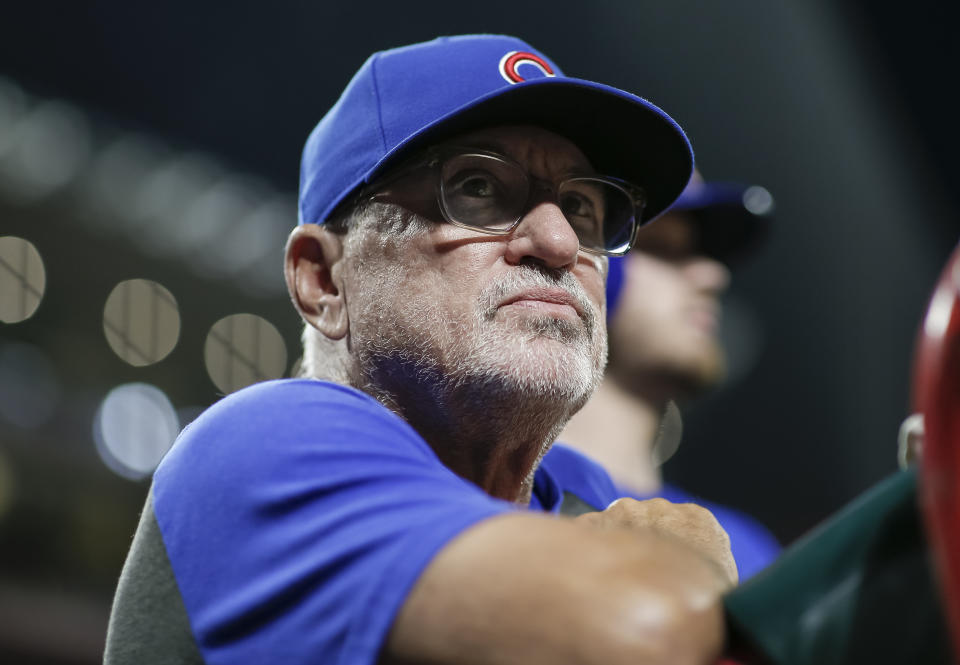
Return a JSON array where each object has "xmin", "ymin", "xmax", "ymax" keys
[{"xmin": 384, "ymin": 510, "xmax": 731, "ymax": 665}]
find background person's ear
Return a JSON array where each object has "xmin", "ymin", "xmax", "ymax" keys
[{"xmin": 284, "ymin": 225, "xmax": 348, "ymax": 340}]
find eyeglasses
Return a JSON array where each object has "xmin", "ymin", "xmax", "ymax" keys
[{"xmin": 366, "ymin": 147, "xmax": 646, "ymax": 256}]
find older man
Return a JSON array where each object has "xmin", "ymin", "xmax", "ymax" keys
[
  {"xmin": 559, "ymin": 174, "xmax": 780, "ymax": 579},
  {"xmin": 105, "ymin": 35, "xmax": 736, "ymax": 665}
]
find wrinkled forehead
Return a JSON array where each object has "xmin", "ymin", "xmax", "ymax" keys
[{"xmin": 436, "ymin": 124, "xmax": 596, "ymax": 177}]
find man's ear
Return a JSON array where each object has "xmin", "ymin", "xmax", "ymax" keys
[{"xmin": 284, "ymin": 224, "xmax": 349, "ymax": 340}]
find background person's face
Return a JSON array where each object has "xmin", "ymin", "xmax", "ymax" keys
[
  {"xmin": 344, "ymin": 125, "xmax": 609, "ymax": 410},
  {"xmin": 608, "ymin": 213, "xmax": 731, "ymax": 393}
]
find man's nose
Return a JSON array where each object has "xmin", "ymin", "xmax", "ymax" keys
[
  {"xmin": 683, "ymin": 255, "xmax": 731, "ymax": 294},
  {"xmin": 503, "ymin": 202, "xmax": 581, "ymax": 270}
]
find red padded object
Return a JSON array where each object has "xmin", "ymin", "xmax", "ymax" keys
[{"xmin": 914, "ymin": 242, "xmax": 960, "ymax": 656}]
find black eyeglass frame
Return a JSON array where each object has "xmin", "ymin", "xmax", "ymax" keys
[{"xmin": 359, "ymin": 146, "xmax": 647, "ymax": 257}]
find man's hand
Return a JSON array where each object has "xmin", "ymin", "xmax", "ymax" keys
[{"xmin": 577, "ymin": 497, "xmax": 739, "ymax": 589}]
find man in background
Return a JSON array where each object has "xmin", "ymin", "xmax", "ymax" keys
[{"xmin": 560, "ymin": 173, "xmax": 780, "ymax": 579}]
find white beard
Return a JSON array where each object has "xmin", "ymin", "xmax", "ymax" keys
[{"xmin": 348, "ymin": 242, "xmax": 606, "ymax": 427}]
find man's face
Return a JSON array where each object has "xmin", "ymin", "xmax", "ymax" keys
[
  {"xmin": 343, "ymin": 125, "xmax": 609, "ymax": 414},
  {"xmin": 608, "ymin": 213, "xmax": 730, "ymax": 394}
]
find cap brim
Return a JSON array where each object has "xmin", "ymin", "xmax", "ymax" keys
[
  {"xmin": 362, "ymin": 77, "xmax": 693, "ymax": 223},
  {"xmin": 673, "ymin": 182, "xmax": 772, "ymax": 262}
]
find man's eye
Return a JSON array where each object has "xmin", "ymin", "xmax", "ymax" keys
[
  {"xmin": 560, "ymin": 192, "xmax": 596, "ymax": 219},
  {"xmin": 450, "ymin": 172, "xmax": 499, "ymax": 198}
]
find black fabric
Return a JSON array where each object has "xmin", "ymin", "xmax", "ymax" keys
[{"xmin": 104, "ymin": 487, "xmax": 204, "ymax": 665}]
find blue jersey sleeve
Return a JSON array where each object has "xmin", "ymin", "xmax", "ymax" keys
[
  {"xmin": 151, "ymin": 379, "xmax": 512, "ymax": 665},
  {"xmin": 533, "ymin": 443, "xmax": 623, "ymax": 512}
]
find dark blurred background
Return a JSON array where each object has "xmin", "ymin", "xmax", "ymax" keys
[{"xmin": 0, "ymin": 1, "xmax": 956, "ymax": 662}]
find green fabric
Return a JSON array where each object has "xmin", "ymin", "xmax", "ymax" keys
[
  {"xmin": 104, "ymin": 486, "xmax": 204, "ymax": 665},
  {"xmin": 724, "ymin": 469, "xmax": 953, "ymax": 664},
  {"xmin": 559, "ymin": 490, "xmax": 601, "ymax": 516}
]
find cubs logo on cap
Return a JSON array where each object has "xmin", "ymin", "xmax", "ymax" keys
[{"xmin": 498, "ymin": 51, "xmax": 556, "ymax": 84}]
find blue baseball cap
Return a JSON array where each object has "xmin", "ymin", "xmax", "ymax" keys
[
  {"xmin": 298, "ymin": 34, "xmax": 693, "ymax": 227},
  {"xmin": 670, "ymin": 177, "xmax": 774, "ymax": 263},
  {"xmin": 605, "ymin": 176, "xmax": 774, "ymax": 318}
]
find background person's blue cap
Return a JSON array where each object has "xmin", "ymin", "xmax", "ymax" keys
[
  {"xmin": 605, "ymin": 175, "xmax": 775, "ymax": 318},
  {"xmin": 298, "ymin": 34, "xmax": 694, "ymax": 227},
  {"xmin": 671, "ymin": 176, "xmax": 774, "ymax": 263}
]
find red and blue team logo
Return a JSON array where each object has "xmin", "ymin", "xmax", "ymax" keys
[{"xmin": 498, "ymin": 51, "xmax": 555, "ymax": 84}]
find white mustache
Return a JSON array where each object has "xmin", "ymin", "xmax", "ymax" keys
[{"xmin": 479, "ymin": 266, "xmax": 597, "ymax": 336}]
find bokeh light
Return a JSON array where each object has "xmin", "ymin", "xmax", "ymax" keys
[
  {"xmin": 0, "ymin": 341, "xmax": 60, "ymax": 429},
  {"xmin": 131, "ymin": 154, "xmax": 223, "ymax": 257},
  {"xmin": 85, "ymin": 134, "xmax": 169, "ymax": 230},
  {"xmin": 102, "ymin": 279, "xmax": 180, "ymax": 366},
  {"xmin": 651, "ymin": 400, "xmax": 683, "ymax": 467},
  {"xmin": 193, "ymin": 193, "xmax": 279, "ymax": 278},
  {"xmin": 204, "ymin": 313, "xmax": 287, "ymax": 394},
  {"xmin": 176, "ymin": 178, "xmax": 260, "ymax": 274},
  {"xmin": 0, "ymin": 236, "xmax": 46, "ymax": 323},
  {"xmin": 93, "ymin": 382, "xmax": 179, "ymax": 480},
  {"xmin": 742, "ymin": 185, "xmax": 775, "ymax": 216},
  {"xmin": 0, "ymin": 99, "xmax": 91, "ymax": 203},
  {"xmin": 0, "ymin": 77, "xmax": 29, "ymax": 156}
]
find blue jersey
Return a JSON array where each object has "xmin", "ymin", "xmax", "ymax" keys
[
  {"xmin": 105, "ymin": 379, "xmax": 625, "ymax": 665},
  {"xmin": 541, "ymin": 443, "xmax": 780, "ymax": 579},
  {"xmin": 533, "ymin": 442, "xmax": 622, "ymax": 514}
]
